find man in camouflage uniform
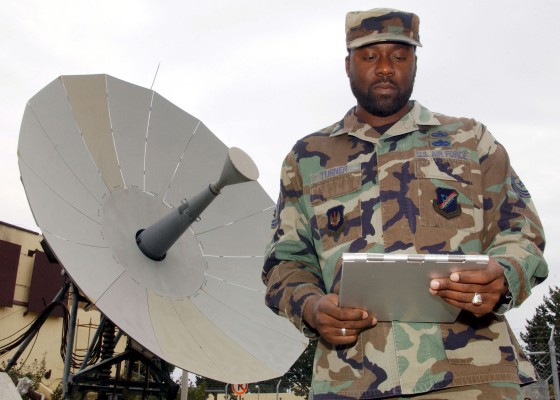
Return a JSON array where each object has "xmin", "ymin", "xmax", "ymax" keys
[{"xmin": 262, "ymin": 8, "xmax": 548, "ymax": 400}]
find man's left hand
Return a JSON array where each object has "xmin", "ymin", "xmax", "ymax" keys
[{"xmin": 429, "ymin": 257, "xmax": 509, "ymax": 317}]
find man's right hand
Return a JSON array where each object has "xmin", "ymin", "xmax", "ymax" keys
[{"xmin": 303, "ymin": 294, "xmax": 377, "ymax": 345}]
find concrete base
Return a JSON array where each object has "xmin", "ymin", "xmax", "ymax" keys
[
  {"xmin": 522, "ymin": 380, "xmax": 551, "ymax": 400},
  {"xmin": 0, "ymin": 373, "xmax": 22, "ymax": 400}
]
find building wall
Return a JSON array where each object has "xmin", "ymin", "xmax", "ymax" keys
[{"xmin": 0, "ymin": 221, "xmax": 119, "ymax": 398}]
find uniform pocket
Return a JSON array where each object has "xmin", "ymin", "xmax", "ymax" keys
[
  {"xmin": 313, "ymin": 335, "xmax": 364, "ymax": 381},
  {"xmin": 415, "ymin": 157, "xmax": 475, "ymax": 231},
  {"xmin": 441, "ymin": 313, "xmax": 517, "ymax": 367},
  {"xmin": 309, "ymin": 167, "xmax": 362, "ymax": 252}
]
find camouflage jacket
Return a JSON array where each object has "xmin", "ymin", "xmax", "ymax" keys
[{"xmin": 262, "ymin": 101, "xmax": 548, "ymax": 399}]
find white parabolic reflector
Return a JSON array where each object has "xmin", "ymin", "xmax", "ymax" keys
[{"xmin": 17, "ymin": 74, "xmax": 307, "ymax": 383}]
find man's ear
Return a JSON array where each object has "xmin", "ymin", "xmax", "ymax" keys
[{"xmin": 345, "ymin": 55, "xmax": 350, "ymax": 77}]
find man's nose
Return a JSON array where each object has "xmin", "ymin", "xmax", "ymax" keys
[{"xmin": 376, "ymin": 56, "xmax": 394, "ymax": 76}]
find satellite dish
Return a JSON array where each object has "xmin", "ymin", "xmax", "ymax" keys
[{"xmin": 17, "ymin": 74, "xmax": 307, "ymax": 383}]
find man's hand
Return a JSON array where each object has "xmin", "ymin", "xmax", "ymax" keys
[
  {"xmin": 303, "ymin": 294, "xmax": 377, "ymax": 345},
  {"xmin": 429, "ymin": 257, "xmax": 509, "ymax": 317}
]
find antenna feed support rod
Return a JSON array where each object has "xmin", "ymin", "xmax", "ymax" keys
[{"xmin": 136, "ymin": 147, "xmax": 259, "ymax": 261}]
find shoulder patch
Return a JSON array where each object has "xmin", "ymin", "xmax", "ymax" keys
[{"xmin": 511, "ymin": 175, "xmax": 530, "ymax": 198}]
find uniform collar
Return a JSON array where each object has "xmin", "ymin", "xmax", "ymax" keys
[{"xmin": 329, "ymin": 101, "xmax": 441, "ymax": 142}]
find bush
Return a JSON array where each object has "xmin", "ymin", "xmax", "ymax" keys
[{"xmin": 1, "ymin": 354, "xmax": 47, "ymax": 398}]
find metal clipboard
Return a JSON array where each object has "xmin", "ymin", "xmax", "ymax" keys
[{"xmin": 338, "ymin": 253, "xmax": 489, "ymax": 322}]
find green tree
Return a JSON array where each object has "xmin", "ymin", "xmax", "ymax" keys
[
  {"xmin": 520, "ymin": 285, "xmax": 560, "ymax": 380},
  {"xmin": 244, "ymin": 339, "xmax": 317, "ymax": 397},
  {"xmin": 195, "ymin": 376, "xmax": 226, "ymax": 400},
  {"xmin": 281, "ymin": 339, "xmax": 317, "ymax": 398},
  {"xmin": 183, "ymin": 380, "xmax": 207, "ymax": 400}
]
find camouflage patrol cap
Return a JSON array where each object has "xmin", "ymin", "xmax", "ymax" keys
[{"xmin": 346, "ymin": 8, "xmax": 422, "ymax": 49}]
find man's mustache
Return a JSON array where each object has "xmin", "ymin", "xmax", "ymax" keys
[{"xmin": 371, "ymin": 77, "xmax": 398, "ymax": 87}]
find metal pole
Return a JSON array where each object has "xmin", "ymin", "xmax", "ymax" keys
[
  {"xmin": 181, "ymin": 370, "xmax": 189, "ymax": 400},
  {"xmin": 79, "ymin": 314, "xmax": 106, "ymax": 370},
  {"xmin": 276, "ymin": 379, "xmax": 282, "ymax": 400},
  {"xmin": 63, "ymin": 282, "xmax": 79, "ymax": 399},
  {"xmin": 549, "ymin": 326, "xmax": 560, "ymax": 400}
]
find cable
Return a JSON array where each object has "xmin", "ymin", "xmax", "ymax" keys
[
  {"xmin": 0, "ymin": 311, "xmax": 39, "ymax": 342},
  {"xmin": 59, "ymin": 304, "xmax": 103, "ymax": 369},
  {"xmin": 0, "ymin": 298, "xmax": 68, "ymax": 377},
  {"xmin": 2, "ymin": 286, "xmax": 104, "ymax": 371},
  {"xmin": 16, "ymin": 331, "xmax": 39, "ymax": 372},
  {"xmin": 0, "ymin": 305, "xmax": 27, "ymax": 322}
]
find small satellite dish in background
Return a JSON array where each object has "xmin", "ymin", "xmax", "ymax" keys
[{"xmin": 17, "ymin": 74, "xmax": 307, "ymax": 383}]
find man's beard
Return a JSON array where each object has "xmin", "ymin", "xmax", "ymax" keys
[{"xmin": 350, "ymin": 76, "xmax": 414, "ymax": 118}]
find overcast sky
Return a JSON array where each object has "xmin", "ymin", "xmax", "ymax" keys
[{"xmin": 1, "ymin": 0, "xmax": 559, "ymax": 339}]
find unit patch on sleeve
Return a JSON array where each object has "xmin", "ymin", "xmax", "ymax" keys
[
  {"xmin": 326, "ymin": 205, "xmax": 345, "ymax": 234},
  {"xmin": 432, "ymin": 187, "xmax": 462, "ymax": 219},
  {"xmin": 511, "ymin": 175, "xmax": 530, "ymax": 198}
]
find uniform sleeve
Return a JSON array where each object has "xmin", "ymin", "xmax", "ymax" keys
[
  {"xmin": 479, "ymin": 125, "xmax": 548, "ymax": 310},
  {"xmin": 262, "ymin": 151, "xmax": 326, "ymax": 337}
]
